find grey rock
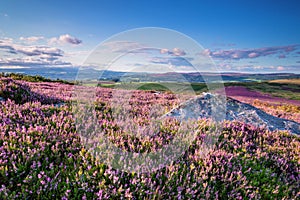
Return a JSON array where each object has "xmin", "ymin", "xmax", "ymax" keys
[
  {"xmin": 165, "ymin": 93, "xmax": 300, "ymax": 135},
  {"xmin": 53, "ymin": 102, "xmax": 66, "ymax": 108}
]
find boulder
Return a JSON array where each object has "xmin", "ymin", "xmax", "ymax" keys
[{"xmin": 165, "ymin": 93, "xmax": 300, "ymax": 135}]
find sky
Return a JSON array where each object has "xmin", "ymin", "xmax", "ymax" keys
[{"xmin": 0, "ymin": 0, "xmax": 300, "ymax": 74}]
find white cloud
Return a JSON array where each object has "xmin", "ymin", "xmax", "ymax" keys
[
  {"xmin": 217, "ymin": 64, "xmax": 299, "ymax": 73},
  {"xmin": 0, "ymin": 38, "xmax": 64, "ymax": 57},
  {"xmin": 160, "ymin": 48, "xmax": 169, "ymax": 54},
  {"xmin": 0, "ymin": 38, "xmax": 70, "ymax": 67},
  {"xmin": 19, "ymin": 36, "xmax": 44, "ymax": 43},
  {"xmin": 204, "ymin": 45, "xmax": 298, "ymax": 60},
  {"xmin": 172, "ymin": 48, "xmax": 186, "ymax": 56},
  {"xmin": 277, "ymin": 66, "xmax": 285, "ymax": 71},
  {"xmin": 160, "ymin": 47, "xmax": 186, "ymax": 56},
  {"xmin": 253, "ymin": 65, "xmax": 264, "ymax": 69},
  {"xmin": 0, "ymin": 65, "xmax": 29, "ymax": 69},
  {"xmin": 248, "ymin": 52, "xmax": 259, "ymax": 58},
  {"xmin": 0, "ymin": 56, "xmax": 70, "ymax": 67},
  {"xmin": 49, "ymin": 34, "xmax": 82, "ymax": 45}
]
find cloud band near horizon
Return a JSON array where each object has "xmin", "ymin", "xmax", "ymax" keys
[{"xmin": 203, "ymin": 44, "xmax": 299, "ymax": 60}]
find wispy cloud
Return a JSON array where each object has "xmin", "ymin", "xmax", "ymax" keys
[
  {"xmin": 203, "ymin": 45, "xmax": 298, "ymax": 60},
  {"xmin": 0, "ymin": 39, "xmax": 64, "ymax": 57},
  {"xmin": 160, "ymin": 48, "xmax": 186, "ymax": 56},
  {"xmin": 277, "ymin": 65, "xmax": 300, "ymax": 72},
  {"xmin": 0, "ymin": 65, "xmax": 29, "ymax": 69},
  {"xmin": 218, "ymin": 64, "xmax": 300, "ymax": 73},
  {"xmin": 276, "ymin": 66, "xmax": 285, "ymax": 71},
  {"xmin": 103, "ymin": 41, "xmax": 145, "ymax": 53},
  {"xmin": 49, "ymin": 34, "xmax": 82, "ymax": 45},
  {"xmin": 150, "ymin": 56, "xmax": 192, "ymax": 66},
  {"xmin": 101, "ymin": 41, "xmax": 188, "ymax": 58},
  {"xmin": 0, "ymin": 57, "xmax": 70, "ymax": 67},
  {"xmin": 211, "ymin": 42, "xmax": 236, "ymax": 47},
  {"xmin": 19, "ymin": 36, "xmax": 44, "ymax": 43},
  {"xmin": 0, "ymin": 38, "xmax": 70, "ymax": 67},
  {"xmin": 278, "ymin": 54, "xmax": 286, "ymax": 59},
  {"xmin": 0, "ymin": 13, "xmax": 9, "ymax": 18}
]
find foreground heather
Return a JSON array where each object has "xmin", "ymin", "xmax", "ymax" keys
[{"xmin": 0, "ymin": 78, "xmax": 299, "ymax": 199}]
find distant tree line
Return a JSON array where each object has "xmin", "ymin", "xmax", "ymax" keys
[{"xmin": 0, "ymin": 72, "xmax": 74, "ymax": 85}]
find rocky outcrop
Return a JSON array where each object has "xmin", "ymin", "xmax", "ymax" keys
[{"xmin": 165, "ymin": 93, "xmax": 300, "ymax": 135}]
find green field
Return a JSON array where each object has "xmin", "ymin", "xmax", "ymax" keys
[
  {"xmin": 98, "ymin": 82, "xmax": 209, "ymax": 94},
  {"xmin": 97, "ymin": 81, "xmax": 300, "ymax": 100},
  {"xmin": 244, "ymin": 81, "xmax": 300, "ymax": 100}
]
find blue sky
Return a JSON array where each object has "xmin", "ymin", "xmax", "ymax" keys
[{"xmin": 0, "ymin": 0, "xmax": 300, "ymax": 73}]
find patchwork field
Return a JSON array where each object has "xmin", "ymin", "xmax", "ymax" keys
[{"xmin": 0, "ymin": 75, "xmax": 299, "ymax": 199}]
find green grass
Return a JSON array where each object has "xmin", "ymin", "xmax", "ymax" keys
[
  {"xmin": 97, "ymin": 81, "xmax": 300, "ymax": 100},
  {"xmin": 97, "ymin": 82, "xmax": 218, "ymax": 94},
  {"xmin": 223, "ymin": 81, "xmax": 300, "ymax": 100},
  {"xmin": 246, "ymin": 82, "xmax": 300, "ymax": 100},
  {"xmin": 136, "ymin": 83, "xmax": 170, "ymax": 91}
]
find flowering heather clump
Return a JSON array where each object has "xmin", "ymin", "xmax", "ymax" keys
[
  {"xmin": 0, "ymin": 78, "xmax": 63, "ymax": 104},
  {"xmin": 0, "ymin": 79, "xmax": 299, "ymax": 199},
  {"xmin": 249, "ymin": 100, "xmax": 300, "ymax": 123}
]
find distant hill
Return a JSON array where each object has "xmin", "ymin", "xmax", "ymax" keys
[
  {"xmin": 98, "ymin": 70, "xmax": 300, "ymax": 83},
  {"xmin": 1, "ymin": 66, "xmax": 299, "ymax": 83}
]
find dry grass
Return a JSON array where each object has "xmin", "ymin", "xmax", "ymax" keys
[{"xmin": 269, "ymin": 79, "xmax": 300, "ymax": 85}]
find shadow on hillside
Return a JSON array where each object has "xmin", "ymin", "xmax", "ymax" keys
[{"xmin": 0, "ymin": 78, "xmax": 63, "ymax": 105}]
